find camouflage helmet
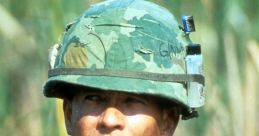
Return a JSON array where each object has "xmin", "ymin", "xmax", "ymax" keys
[{"xmin": 43, "ymin": 0, "xmax": 205, "ymax": 119}]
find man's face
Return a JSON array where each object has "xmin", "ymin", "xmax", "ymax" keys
[{"xmin": 63, "ymin": 89, "xmax": 179, "ymax": 136}]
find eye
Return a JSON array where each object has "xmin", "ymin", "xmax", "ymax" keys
[
  {"xmin": 125, "ymin": 97, "xmax": 146, "ymax": 105},
  {"xmin": 84, "ymin": 94, "xmax": 104, "ymax": 102}
]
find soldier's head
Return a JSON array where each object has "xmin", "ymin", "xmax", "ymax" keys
[{"xmin": 43, "ymin": 0, "xmax": 205, "ymax": 135}]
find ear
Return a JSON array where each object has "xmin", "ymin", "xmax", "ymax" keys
[
  {"xmin": 160, "ymin": 107, "xmax": 180, "ymax": 136},
  {"xmin": 63, "ymin": 98, "xmax": 73, "ymax": 135}
]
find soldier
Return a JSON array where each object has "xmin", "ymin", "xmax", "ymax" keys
[{"xmin": 43, "ymin": 0, "xmax": 205, "ymax": 136}]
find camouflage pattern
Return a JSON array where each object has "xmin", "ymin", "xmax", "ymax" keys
[{"xmin": 43, "ymin": 0, "xmax": 194, "ymax": 107}]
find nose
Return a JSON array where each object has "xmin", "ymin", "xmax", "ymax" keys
[{"xmin": 98, "ymin": 107, "xmax": 125, "ymax": 132}]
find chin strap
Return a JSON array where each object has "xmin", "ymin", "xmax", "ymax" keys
[{"xmin": 181, "ymin": 108, "xmax": 199, "ymax": 120}]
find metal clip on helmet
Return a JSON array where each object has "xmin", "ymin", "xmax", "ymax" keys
[{"xmin": 43, "ymin": 0, "xmax": 205, "ymax": 120}]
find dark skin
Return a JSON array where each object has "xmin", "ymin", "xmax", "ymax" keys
[{"xmin": 63, "ymin": 88, "xmax": 180, "ymax": 136}]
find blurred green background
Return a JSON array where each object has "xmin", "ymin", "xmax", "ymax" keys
[{"xmin": 0, "ymin": 0, "xmax": 258, "ymax": 136}]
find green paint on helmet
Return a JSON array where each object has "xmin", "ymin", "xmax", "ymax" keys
[{"xmin": 44, "ymin": 0, "xmax": 196, "ymax": 109}]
